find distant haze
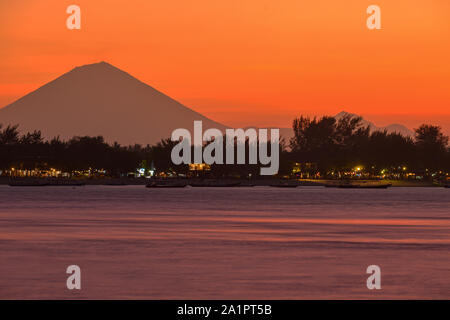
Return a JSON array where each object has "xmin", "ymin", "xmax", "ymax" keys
[
  {"xmin": 334, "ymin": 111, "xmax": 414, "ymax": 137},
  {"xmin": 250, "ymin": 112, "xmax": 415, "ymax": 144}
]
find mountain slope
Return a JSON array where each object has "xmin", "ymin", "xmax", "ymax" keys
[
  {"xmin": 334, "ymin": 111, "xmax": 414, "ymax": 137},
  {"xmin": 0, "ymin": 62, "xmax": 227, "ymax": 145},
  {"xmin": 275, "ymin": 112, "xmax": 415, "ymax": 144}
]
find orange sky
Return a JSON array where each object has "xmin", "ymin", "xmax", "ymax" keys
[{"xmin": 0, "ymin": 0, "xmax": 449, "ymax": 133}]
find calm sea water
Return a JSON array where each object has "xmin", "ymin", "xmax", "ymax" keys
[{"xmin": 0, "ymin": 185, "xmax": 449, "ymax": 299}]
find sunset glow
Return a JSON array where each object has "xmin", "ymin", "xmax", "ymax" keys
[{"xmin": 1, "ymin": 0, "xmax": 449, "ymax": 132}]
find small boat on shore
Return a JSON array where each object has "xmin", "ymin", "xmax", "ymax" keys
[
  {"xmin": 324, "ymin": 181, "xmax": 392, "ymax": 189},
  {"xmin": 338, "ymin": 183, "xmax": 391, "ymax": 189},
  {"xmin": 146, "ymin": 182, "xmax": 187, "ymax": 188},
  {"xmin": 9, "ymin": 179, "xmax": 85, "ymax": 186},
  {"xmin": 47, "ymin": 180, "xmax": 85, "ymax": 186},
  {"xmin": 269, "ymin": 184, "xmax": 298, "ymax": 188},
  {"xmin": 189, "ymin": 182, "xmax": 241, "ymax": 187},
  {"xmin": 9, "ymin": 180, "xmax": 49, "ymax": 187}
]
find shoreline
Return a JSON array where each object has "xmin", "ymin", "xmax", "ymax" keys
[{"xmin": 0, "ymin": 177, "xmax": 444, "ymax": 187}]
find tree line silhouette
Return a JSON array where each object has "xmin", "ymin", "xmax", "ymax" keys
[
  {"xmin": 1, "ymin": 113, "xmax": 449, "ymax": 179},
  {"xmin": 289, "ymin": 114, "xmax": 449, "ymax": 179}
]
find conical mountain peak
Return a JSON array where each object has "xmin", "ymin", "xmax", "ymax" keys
[
  {"xmin": 0, "ymin": 63, "xmax": 226, "ymax": 145},
  {"xmin": 72, "ymin": 61, "xmax": 120, "ymax": 72}
]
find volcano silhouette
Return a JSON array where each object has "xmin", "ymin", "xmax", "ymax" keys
[{"xmin": 0, "ymin": 62, "xmax": 227, "ymax": 145}]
